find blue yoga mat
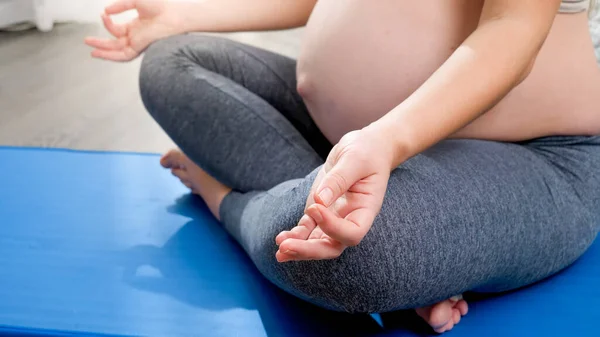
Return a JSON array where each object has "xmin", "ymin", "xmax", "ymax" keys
[{"xmin": 0, "ymin": 147, "xmax": 598, "ymax": 337}]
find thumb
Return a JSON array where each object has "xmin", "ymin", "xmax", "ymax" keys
[{"xmin": 315, "ymin": 155, "xmax": 366, "ymax": 207}]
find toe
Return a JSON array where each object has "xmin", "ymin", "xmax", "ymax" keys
[
  {"xmin": 435, "ymin": 320, "xmax": 455, "ymax": 334},
  {"xmin": 160, "ymin": 150, "xmax": 174, "ymax": 168},
  {"xmin": 414, "ymin": 306, "xmax": 432, "ymax": 323},
  {"xmin": 457, "ymin": 300, "xmax": 469, "ymax": 316},
  {"xmin": 417, "ymin": 297, "xmax": 468, "ymax": 334},
  {"xmin": 171, "ymin": 168, "xmax": 190, "ymax": 181},
  {"xmin": 160, "ymin": 149, "xmax": 184, "ymax": 168},
  {"xmin": 452, "ymin": 308, "xmax": 461, "ymax": 325},
  {"xmin": 428, "ymin": 301, "xmax": 454, "ymax": 331}
]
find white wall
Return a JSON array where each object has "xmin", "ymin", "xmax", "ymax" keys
[
  {"xmin": 5, "ymin": 0, "xmax": 600, "ymax": 65},
  {"xmin": 0, "ymin": 0, "xmax": 121, "ymax": 30},
  {"xmin": 49, "ymin": 0, "xmax": 131, "ymax": 23},
  {"xmin": 590, "ymin": 4, "xmax": 600, "ymax": 64}
]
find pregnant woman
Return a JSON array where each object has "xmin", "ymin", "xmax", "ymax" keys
[{"xmin": 86, "ymin": 0, "xmax": 600, "ymax": 333}]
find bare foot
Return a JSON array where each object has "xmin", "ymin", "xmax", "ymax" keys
[
  {"xmin": 160, "ymin": 149, "xmax": 231, "ymax": 220},
  {"xmin": 162, "ymin": 149, "xmax": 468, "ymax": 333},
  {"xmin": 415, "ymin": 295, "xmax": 469, "ymax": 334}
]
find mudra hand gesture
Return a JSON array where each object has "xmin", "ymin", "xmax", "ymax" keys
[{"xmin": 276, "ymin": 128, "xmax": 395, "ymax": 261}]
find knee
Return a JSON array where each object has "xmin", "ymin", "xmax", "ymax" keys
[
  {"xmin": 241, "ymin": 173, "xmax": 447, "ymax": 313},
  {"xmin": 141, "ymin": 34, "xmax": 229, "ymax": 71},
  {"xmin": 138, "ymin": 34, "xmax": 232, "ymax": 113},
  {"xmin": 139, "ymin": 34, "xmax": 184, "ymax": 115},
  {"xmin": 258, "ymin": 218, "xmax": 431, "ymax": 313},
  {"xmin": 265, "ymin": 242, "xmax": 422, "ymax": 313}
]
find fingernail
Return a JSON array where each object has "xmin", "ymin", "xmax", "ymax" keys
[
  {"xmin": 283, "ymin": 250, "xmax": 298, "ymax": 256},
  {"xmin": 318, "ymin": 188, "xmax": 333, "ymax": 205}
]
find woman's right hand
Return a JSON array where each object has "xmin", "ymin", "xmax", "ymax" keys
[{"xmin": 84, "ymin": 0, "xmax": 181, "ymax": 62}]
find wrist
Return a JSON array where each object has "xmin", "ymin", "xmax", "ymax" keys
[
  {"xmin": 363, "ymin": 119, "xmax": 414, "ymax": 170},
  {"xmin": 168, "ymin": 1, "xmax": 203, "ymax": 34},
  {"xmin": 167, "ymin": 1, "xmax": 222, "ymax": 34}
]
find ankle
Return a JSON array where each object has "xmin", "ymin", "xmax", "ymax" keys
[{"xmin": 198, "ymin": 186, "xmax": 231, "ymax": 221}]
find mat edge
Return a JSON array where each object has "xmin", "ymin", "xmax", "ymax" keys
[
  {"xmin": 0, "ymin": 146, "xmax": 161, "ymax": 157},
  {"xmin": 0, "ymin": 325, "xmax": 131, "ymax": 337}
]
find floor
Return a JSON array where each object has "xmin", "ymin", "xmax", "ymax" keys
[
  {"xmin": 2, "ymin": 16, "xmax": 598, "ymax": 154},
  {"xmin": 0, "ymin": 22, "xmax": 303, "ymax": 153}
]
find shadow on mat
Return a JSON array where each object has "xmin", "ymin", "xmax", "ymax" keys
[
  {"xmin": 118, "ymin": 190, "xmax": 600, "ymax": 336},
  {"xmin": 118, "ymin": 194, "xmax": 439, "ymax": 337}
]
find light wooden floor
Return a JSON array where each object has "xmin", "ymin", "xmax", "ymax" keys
[
  {"xmin": 2, "ymin": 20, "xmax": 598, "ymax": 154},
  {"xmin": 0, "ymin": 23, "xmax": 302, "ymax": 153}
]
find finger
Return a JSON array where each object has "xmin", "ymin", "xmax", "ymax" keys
[
  {"xmin": 308, "ymin": 226, "xmax": 324, "ymax": 240},
  {"xmin": 304, "ymin": 167, "xmax": 326, "ymax": 209},
  {"xmin": 306, "ymin": 204, "xmax": 372, "ymax": 247},
  {"xmin": 91, "ymin": 48, "xmax": 135, "ymax": 62},
  {"xmin": 276, "ymin": 238, "xmax": 345, "ymax": 262},
  {"xmin": 341, "ymin": 201, "xmax": 379, "ymax": 239},
  {"xmin": 84, "ymin": 37, "xmax": 127, "ymax": 51},
  {"xmin": 275, "ymin": 215, "xmax": 317, "ymax": 245},
  {"xmin": 314, "ymin": 155, "xmax": 367, "ymax": 207},
  {"xmin": 102, "ymin": 13, "xmax": 127, "ymax": 38},
  {"xmin": 275, "ymin": 250, "xmax": 296, "ymax": 262},
  {"xmin": 105, "ymin": 0, "xmax": 136, "ymax": 15}
]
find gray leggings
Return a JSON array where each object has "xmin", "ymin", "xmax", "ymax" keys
[{"xmin": 139, "ymin": 34, "xmax": 600, "ymax": 313}]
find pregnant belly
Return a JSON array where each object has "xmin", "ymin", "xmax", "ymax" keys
[{"xmin": 297, "ymin": 1, "xmax": 600, "ymax": 144}]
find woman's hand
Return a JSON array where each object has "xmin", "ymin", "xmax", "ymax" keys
[
  {"xmin": 85, "ymin": 0, "xmax": 318, "ymax": 62},
  {"xmin": 84, "ymin": 0, "xmax": 182, "ymax": 62},
  {"xmin": 275, "ymin": 127, "xmax": 395, "ymax": 262}
]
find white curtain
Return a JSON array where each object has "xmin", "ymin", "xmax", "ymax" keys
[
  {"xmin": 49, "ymin": 0, "xmax": 117, "ymax": 23},
  {"xmin": 590, "ymin": 4, "xmax": 600, "ymax": 64}
]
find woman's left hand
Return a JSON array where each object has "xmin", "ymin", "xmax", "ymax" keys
[{"xmin": 275, "ymin": 127, "xmax": 395, "ymax": 262}]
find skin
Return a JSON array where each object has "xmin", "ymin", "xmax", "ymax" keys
[
  {"xmin": 296, "ymin": 1, "xmax": 600, "ymax": 145},
  {"xmin": 161, "ymin": 149, "xmax": 468, "ymax": 334},
  {"xmin": 86, "ymin": 0, "xmax": 600, "ymax": 333}
]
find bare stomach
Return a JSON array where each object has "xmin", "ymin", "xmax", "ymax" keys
[{"xmin": 297, "ymin": 0, "xmax": 600, "ymax": 144}]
